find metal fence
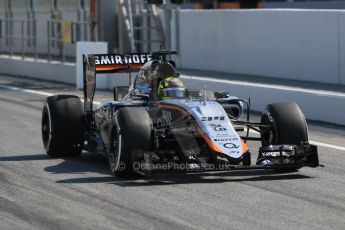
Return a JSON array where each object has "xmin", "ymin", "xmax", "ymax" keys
[
  {"xmin": 0, "ymin": 18, "xmax": 92, "ymax": 63},
  {"xmin": 47, "ymin": 20, "xmax": 91, "ymax": 63},
  {"xmin": 0, "ymin": 18, "xmax": 37, "ymax": 59}
]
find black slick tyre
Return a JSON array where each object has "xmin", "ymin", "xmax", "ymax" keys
[
  {"xmin": 41, "ymin": 95, "xmax": 84, "ymax": 157},
  {"xmin": 108, "ymin": 107, "xmax": 152, "ymax": 177},
  {"xmin": 260, "ymin": 102, "xmax": 309, "ymax": 171}
]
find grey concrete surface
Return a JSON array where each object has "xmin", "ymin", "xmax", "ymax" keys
[{"xmin": 0, "ymin": 75, "xmax": 345, "ymax": 230}]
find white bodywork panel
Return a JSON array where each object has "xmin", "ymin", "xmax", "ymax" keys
[{"xmin": 163, "ymin": 99, "xmax": 243, "ymax": 159}]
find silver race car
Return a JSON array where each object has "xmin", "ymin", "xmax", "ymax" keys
[{"xmin": 41, "ymin": 51, "xmax": 320, "ymax": 177}]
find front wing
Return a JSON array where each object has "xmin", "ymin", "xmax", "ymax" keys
[{"xmin": 134, "ymin": 143, "xmax": 321, "ymax": 174}]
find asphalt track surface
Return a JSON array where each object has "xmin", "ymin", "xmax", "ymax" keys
[{"xmin": 1, "ymin": 75, "xmax": 345, "ymax": 230}]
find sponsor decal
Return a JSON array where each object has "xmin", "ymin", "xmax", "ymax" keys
[
  {"xmin": 208, "ymin": 124, "xmax": 227, "ymax": 131},
  {"xmin": 215, "ymin": 133, "xmax": 231, "ymax": 137},
  {"xmin": 263, "ymin": 109, "xmax": 274, "ymax": 123},
  {"xmin": 213, "ymin": 138, "xmax": 239, "ymax": 142},
  {"xmin": 223, "ymin": 143, "xmax": 239, "ymax": 149},
  {"xmin": 157, "ymin": 110, "xmax": 172, "ymax": 127},
  {"xmin": 211, "ymin": 133, "xmax": 236, "ymax": 139},
  {"xmin": 261, "ymin": 151, "xmax": 290, "ymax": 157},
  {"xmin": 261, "ymin": 151, "xmax": 277, "ymax": 157},
  {"xmin": 201, "ymin": 116, "xmax": 225, "ymax": 122},
  {"xmin": 94, "ymin": 54, "xmax": 152, "ymax": 65}
]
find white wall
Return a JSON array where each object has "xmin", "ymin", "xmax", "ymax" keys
[
  {"xmin": 177, "ymin": 9, "xmax": 345, "ymax": 85},
  {"xmin": 76, "ymin": 42, "xmax": 108, "ymax": 89},
  {"xmin": 264, "ymin": 1, "xmax": 345, "ymax": 10}
]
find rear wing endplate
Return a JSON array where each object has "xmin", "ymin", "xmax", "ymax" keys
[{"xmin": 83, "ymin": 53, "xmax": 152, "ymax": 111}]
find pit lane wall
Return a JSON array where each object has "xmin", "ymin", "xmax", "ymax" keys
[
  {"xmin": 0, "ymin": 56, "xmax": 76, "ymax": 85},
  {"xmin": 176, "ymin": 9, "xmax": 345, "ymax": 86}
]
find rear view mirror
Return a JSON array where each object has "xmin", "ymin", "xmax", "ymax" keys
[
  {"xmin": 186, "ymin": 89, "xmax": 201, "ymax": 98},
  {"xmin": 214, "ymin": 91, "xmax": 230, "ymax": 99},
  {"xmin": 113, "ymin": 86, "xmax": 129, "ymax": 101}
]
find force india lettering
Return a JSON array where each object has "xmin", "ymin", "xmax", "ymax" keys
[{"xmin": 94, "ymin": 54, "xmax": 152, "ymax": 65}]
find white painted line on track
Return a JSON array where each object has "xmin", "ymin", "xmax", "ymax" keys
[
  {"xmin": 0, "ymin": 85, "xmax": 101, "ymax": 105},
  {"xmin": 309, "ymin": 141, "xmax": 345, "ymax": 152},
  {"xmin": 248, "ymin": 129, "xmax": 345, "ymax": 152},
  {"xmin": 181, "ymin": 75, "xmax": 345, "ymax": 97},
  {"xmin": 1, "ymin": 85, "xmax": 54, "ymax": 97},
  {"xmin": 1, "ymin": 84, "xmax": 344, "ymax": 152}
]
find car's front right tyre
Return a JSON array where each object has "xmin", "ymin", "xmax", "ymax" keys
[{"xmin": 259, "ymin": 101, "xmax": 309, "ymax": 171}]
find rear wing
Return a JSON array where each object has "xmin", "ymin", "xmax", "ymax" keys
[{"xmin": 83, "ymin": 53, "xmax": 152, "ymax": 111}]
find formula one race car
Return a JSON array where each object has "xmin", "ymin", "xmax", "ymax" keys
[{"xmin": 41, "ymin": 50, "xmax": 320, "ymax": 177}]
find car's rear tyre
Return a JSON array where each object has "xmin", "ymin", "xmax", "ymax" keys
[
  {"xmin": 108, "ymin": 107, "xmax": 153, "ymax": 178},
  {"xmin": 259, "ymin": 102, "xmax": 309, "ymax": 171},
  {"xmin": 41, "ymin": 95, "xmax": 84, "ymax": 157}
]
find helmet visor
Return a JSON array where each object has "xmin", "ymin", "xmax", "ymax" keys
[{"xmin": 161, "ymin": 87, "xmax": 186, "ymax": 98}]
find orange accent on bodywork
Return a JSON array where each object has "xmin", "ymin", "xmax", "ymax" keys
[
  {"xmin": 95, "ymin": 64, "xmax": 143, "ymax": 72},
  {"xmin": 195, "ymin": 125, "xmax": 224, "ymax": 153},
  {"xmin": 241, "ymin": 140, "xmax": 249, "ymax": 153},
  {"xmin": 153, "ymin": 102, "xmax": 225, "ymax": 154},
  {"xmin": 153, "ymin": 103, "xmax": 189, "ymax": 116}
]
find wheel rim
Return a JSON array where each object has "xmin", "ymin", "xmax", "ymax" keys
[
  {"xmin": 260, "ymin": 114, "xmax": 276, "ymax": 146},
  {"xmin": 109, "ymin": 128, "xmax": 121, "ymax": 173},
  {"xmin": 41, "ymin": 106, "xmax": 51, "ymax": 150}
]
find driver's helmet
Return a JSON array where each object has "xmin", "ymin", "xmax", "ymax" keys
[{"xmin": 158, "ymin": 77, "xmax": 186, "ymax": 100}]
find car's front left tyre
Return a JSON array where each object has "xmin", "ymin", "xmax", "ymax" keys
[{"xmin": 108, "ymin": 107, "xmax": 153, "ymax": 177}]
